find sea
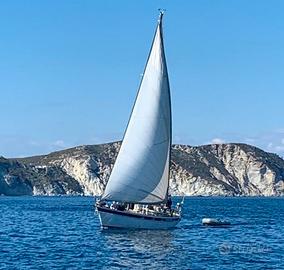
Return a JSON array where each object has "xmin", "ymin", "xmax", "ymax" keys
[{"xmin": 0, "ymin": 196, "xmax": 283, "ymax": 270}]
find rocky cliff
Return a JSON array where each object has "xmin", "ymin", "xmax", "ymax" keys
[{"xmin": 0, "ymin": 143, "xmax": 283, "ymax": 196}]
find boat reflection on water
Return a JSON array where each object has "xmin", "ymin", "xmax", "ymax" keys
[{"xmin": 100, "ymin": 229, "xmax": 177, "ymax": 268}]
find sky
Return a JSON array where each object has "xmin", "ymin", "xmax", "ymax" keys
[{"xmin": 0, "ymin": 0, "xmax": 284, "ymax": 158}]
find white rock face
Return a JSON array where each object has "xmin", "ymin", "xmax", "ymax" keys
[
  {"xmin": 170, "ymin": 144, "xmax": 284, "ymax": 196},
  {"xmin": 0, "ymin": 143, "xmax": 283, "ymax": 196},
  {"xmin": 59, "ymin": 156, "xmax": 103, "ymax": 196}
]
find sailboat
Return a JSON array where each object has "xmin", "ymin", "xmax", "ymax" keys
[{"xmin": 96, "ymin": 11, "xmax": 182, "ymax": 229}]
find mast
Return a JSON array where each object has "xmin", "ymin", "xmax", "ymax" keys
[{"xmin": 159, "ymin": 11, "xmax": 172, "ymax": 200}]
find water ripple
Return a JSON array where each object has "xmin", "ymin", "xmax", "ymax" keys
[{"xmin": 0, "ymin": 196, "xmax": 283, "ymax": 269}]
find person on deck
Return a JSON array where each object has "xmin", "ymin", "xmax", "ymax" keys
[{"xmin": 166, "ymin": 194, "xmax": 172, "ymax": 210}]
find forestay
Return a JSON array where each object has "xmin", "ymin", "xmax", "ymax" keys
[{"xmin": 102, "ymin": 13, "xmax": 171, "ymax": 204}]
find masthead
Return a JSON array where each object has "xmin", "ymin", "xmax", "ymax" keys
[{"xmin": 158, "ymin": 9, "xmax": 166, "ymax": 23}]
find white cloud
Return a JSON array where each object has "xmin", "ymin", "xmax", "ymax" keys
[
  {"xmin": 209, "ymin": 138, "xmax": 226, "ymax": 144},
  {"xmin": 29, "ymin": 140, "xmax": 40, "ymax": 146},
  {"xmin": 52, "ymin": 140, "xmax": 65, "ymax": 148},
  {"xmin": 267, "ymin": 142, "xmax": 273, "ymax": 149},
  {"xmin": 266, "ymin": 141, "xmax": 284, "ymax": 155},
  {"xmin": 244, "ymin": 138, "xmax": 255, "ymax": 144},
  {"xmin": 275, "ymin": 145, "xmax": 284, "ymax": 152}
]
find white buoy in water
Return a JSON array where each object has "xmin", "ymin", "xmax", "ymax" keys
[{"xmin": 202, "ymin": 218, "xmax": 230, "ymax": 226}]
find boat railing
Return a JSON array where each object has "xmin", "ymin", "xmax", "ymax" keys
[{"xmin": 97, "ymin": 201, "xmax": 180, "ymax": 218}]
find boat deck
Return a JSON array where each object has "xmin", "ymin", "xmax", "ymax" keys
[{"xmin": 96, "ymin": 204, "xmax": 180, "ymax": 221}]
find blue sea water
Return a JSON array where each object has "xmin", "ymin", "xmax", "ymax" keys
[{"xmin": 0, "ymin": 196, "xmax": 283, "ymax": 270}]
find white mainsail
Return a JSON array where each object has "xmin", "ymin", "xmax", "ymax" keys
[{"xmin": 102, "ymin": 13, "xmax": 171, "ymax": 204}]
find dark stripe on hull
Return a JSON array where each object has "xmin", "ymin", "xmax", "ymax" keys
[
  {"xmin": 99, "ymin": 224, "xmax": 177, "ymax": 230},
  {"xmin": 97, "ymin": 206, "xmax": 180, "ymax": 222}
]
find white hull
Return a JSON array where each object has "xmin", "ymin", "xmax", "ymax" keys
[{"xmin": 97, "ymin": 206, "xmax": 181, "ymax": 229}]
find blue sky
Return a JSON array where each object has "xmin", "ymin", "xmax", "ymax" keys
[{"xmin": 1, "ymin": 0, "xmax": 284, "ymax": 157}]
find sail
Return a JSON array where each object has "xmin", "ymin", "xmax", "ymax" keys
[{"xmin": 102, "ymin": 13, "xmax": 171, "ymax": 204}]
